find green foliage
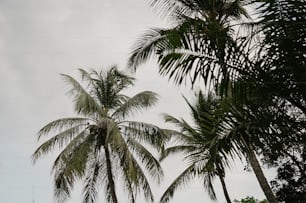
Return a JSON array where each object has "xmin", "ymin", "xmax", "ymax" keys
[
  {"xmin": 129, "ymin": 0, "xmax": 306, "ymax": 201},
  {"xmin": 249, "ymin": 1, "xmax": 306, "ymax": 201},
  {"xmin": 233, "ymin": 196, "xmax": 268, "ymax": 203},
  {"xmin": 128, "ymin": 0, "xmax": 252, "ymax": 89},
  {"xmin": 270, "ymin": 148, "xmax": 306, "ymax": 203},
  {"xmin": 160, "ymin": 90, "xmax": 236, "ymax": 203},
  {"xmin": 33, "ymin": 66, "xmax": 170, "ymax": 203}
]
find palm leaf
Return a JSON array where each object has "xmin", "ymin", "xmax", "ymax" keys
[
  {"xmin": 160, "ymin": 145, "xmax": 197, "ymax": 161},
  {"xmin": 61, "ymin": 74, "xmax": 102, "ymax": 116},
  {"xmin": 120, "ymin": 169, "xmax": 136, "ymax": 203},
  {"xmin": 32, "ymin": 124, "xmax": 86, "ymax": 163},
  {"xmin": 93, "ymin": 67, "xmax": 134, "ymax": 108},
  {"xmin": 163, "ymin": 113, "xmax": 198, "ymax": 138},
  {"xmin": 106, "ymin": 126, "xmax": 156, "ymax": 202},
  {"xmin": 127, "ymin": 137, "xmax": 164, "ymax": 183},
  {"xmin": 115, "ymin": 139, "xmax": 155, "ymax": 203},
  {"xmin": 51, "ymin": 130, "xmax": 90, "ymax": 176},
  {"xmin": 123, "ymin": 121, "xmax": 169, "ymax": 150},
  {"xmin": 159, "ymin": 163, "xmax": 196, "ymax": 203},
  {"xmin": 128, "ymin": 28, "xmax": 167, "ymax": 71},
  {"xmin": 202, "ymin": 170, "xmax": 217, "ymax": 200},
  {"xmin": 53, "ymin": 131, "xmax": 93, "ymax": 202},
  {"xmin": 82, "ymin": 157, "xmax": 103, "ymax": 203},
  {"xmin": 112, "ymin": 91, "xmax": 159, "ymax": 120},
  {"xmin": 37, "ymin": 117, "xmax": 89, "ymax": 140}
]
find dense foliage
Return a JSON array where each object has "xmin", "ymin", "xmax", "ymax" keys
[
  {"xmin": 160, "ymin": 91, "xmax": 235, "ymax": 203},
  {"xmin": 233, "ymin": 196, "xmax": 268, "ymax": 203},
  {"xmin": 129, "ymin": 0, "xmax": 306, "ymax": 202},
  {"xmin": 33, "ymin": 0, "xmax": 305, "ymax": 202}
]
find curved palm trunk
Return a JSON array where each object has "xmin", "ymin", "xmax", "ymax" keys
[
  {"xmin": 248, "ymin": 149, "xmax": 277, "ymax": 203},
  {"xmin": 218, "ymin": 175, "xmax": 231, "ymax": 203},
  {"xmin": 104, "ymin": 146, "xmax": 118, "ymax": 203}
]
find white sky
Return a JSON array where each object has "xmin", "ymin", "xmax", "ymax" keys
[{"xmin": 0, "ymin": 0, "xmax": 275, "ymax": 202}]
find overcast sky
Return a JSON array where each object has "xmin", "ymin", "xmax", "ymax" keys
[{"xmin": 0, "ymin": 0, "xmax": 275, "ymax": 202}]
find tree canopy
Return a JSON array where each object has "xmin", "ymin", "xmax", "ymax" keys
[
  {"xmin": 128, "ymin": 0, "xmax": 306, "ymax": 202},
  {"xmin": 33, "ymin": 67, "xmax": 169, "ymax": 203}
]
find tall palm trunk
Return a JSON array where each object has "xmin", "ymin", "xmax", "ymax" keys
[
  {"xmin": 104, "ymin": 145, "xmax": 118, "ymax": 203},
  {"xmin": 218, "ymin": 175, "xmax": 231, "ymax": 203},
  {"xmin": 248, "ymin": 149, "xmax": 277, "ymax": 203}
]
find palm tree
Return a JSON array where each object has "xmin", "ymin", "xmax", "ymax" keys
[
  {"xmin": 159, "ymin": 90, "xmax": 236, "ymax": 203},
  {"xmin": 161, "ymin": 89, "xmax": 280, "ymax": 203},
  {"xmin": 128, "ymin": 0, "xmax": 251, "ymax": 90},
  {"xmin": 127, "ymin": 1, "xmax": 279, "ymax": 202},
  {"xmin": 32, "ymin": 66, "xmax": 168, "ymax": 203}
]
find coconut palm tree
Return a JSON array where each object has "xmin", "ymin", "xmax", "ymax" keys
[
  {"xmin": 32, "ymin": 66, "xmax": 168, "ymax": 203},
  {"xmin": 161, "ymin": 88, "xmax": 281, "ymax": 203},
  {"xmin": 128, "ymin": 0, "xmax": 251, "ymax": 89},
  {"xmin": 159, "ymin": 91, "xmax": 237, "ymax": 203}
]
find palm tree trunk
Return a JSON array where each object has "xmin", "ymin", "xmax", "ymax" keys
[
  {"xmin": 248, "ymin": 149, "xmax": 277, "ymax": 203},
  {"xmin": 218, "ymin": 175, "xmax": 232, "ymax": 203},
  {"xmin": 104, "ymin": 146, "xmax": 118, "ymax": 203}
]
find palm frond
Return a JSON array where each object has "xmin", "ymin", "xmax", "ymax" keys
[
  {"xmin": 61, "ymin": 74, "xmax": 102, "ymax": 116},
  {"xmin": 159, "ymin": 163, "xmax": 196, "ymax": 203},
  {"xmin": 202, "ymin": 171, "xmax": 217, "ymax": 200},
  {"xmin": 92, "ymin": 67, "xmax": 135, "ymax": 110},
  {"xmin": 53, "ymin": 131, "xmax": 93, "ymax": 202},
  {"xmin": 105, "ymin": 125, "xmax": 156, "ymax": 202},
  {"xmin": 160, "ymin": 145, "xmax": 197, "ymax": 161},
  {"xmin": 82, "ymin": 158, "xmax": 102, "ymax": 203},
  {"xmin": 123, "ymin": 121, "xmax": 169, "ymax": 151},
  {"xmin": 115, "ymin": 140, "xmax": 155, "ymax": 203},
  {"xmin": 112, "ymin": 91, "xmax": 159, "ymax": 120},
  {"xmin": 129, "ymin": 0, "xmax": 253, "ymax": 90},
  {"xmin": 147, "ymin": 0, "xmax": 206, "ymax": 19},
  {"xmin": 53, "ymin": 171, "xmax": 72, "ymax": 202},
  {"xmin": 109, "ymin": 66, "xmax": 135, "ymax": 91},
  {"xmin": 127, "ymin": 137, "xmax": 164, "ymax": 183},
  {"xmin": 104, "ymin": 175, "xmax": 115, "ymax": 203},
  {"xmin": 127, "ymin": 156, "xmax": 155, "ymax": 203},
  {"xmin": 37, "ymin": 117, "xmax": 89, "ymax": 140},
  {"xmin": 51, "ymin": 130, "xmax": 90, "ymax": 176},
  {"xmin": 128, "ymin": 28, "xmax": 166, "ymax": 71},
  {"xmin": 78, "ymin": 68, "xmax": 94, "ymax": 85},
  {"xmin": 222, "ymin": 0, "xmax": 251, "ymax": 22},
  {"xmin": 148, "ymin": 0, "xmax": 183, "ymax": 17},
  {"xmin": 163, "ymin": 114, "xmax": 198, "ymax": 138},
  {"xmin": 120, "ymin": 169, "xmax": 136, "ymax": 203},
  {"xmin": 32, "ymin": 124, "xmax": 86, "ymax": 163}
]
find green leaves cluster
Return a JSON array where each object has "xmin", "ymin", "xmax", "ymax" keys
[
  {"xmin": 233, "ymin": 196, "xmax": 268, "ymax": 203},
  {"xmin": 33, "ymin": 67, "xmax": 169, "ymax": 203},
  {"xmin": 129, "ymin": 0, "xmax": 251, "ymax": 88}
]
